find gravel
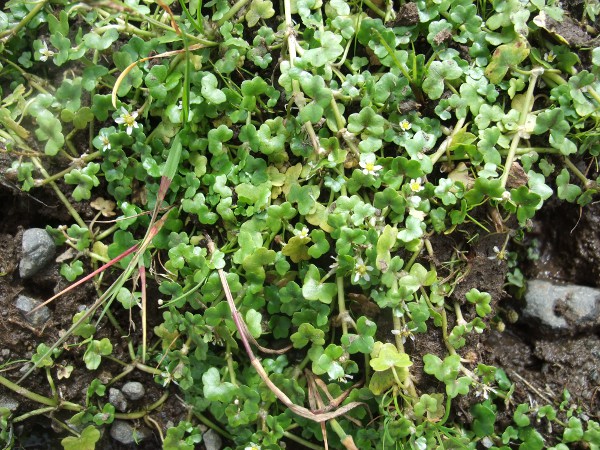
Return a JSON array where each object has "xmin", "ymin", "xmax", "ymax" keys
[
  {"xmin": 523, "ymin": 279, "xmax": 600, "ymax": 333},
  {"xmin": 109, "ymin": 388, "xmax": 128, "ymax": 412},
  {"xmin": 203, "ymin": 429, "xmax": 223, "ymax": 450},
  {"xmin": 121, "ymin": 381, "xmax": 145, "ymax": 401},
  {"xmin": 19, "ymin": 228, "xmax": 56, "ymax": 279},
  {"xmin": 15, "ymin": 295, "xmax": 51, "ymax": 326},
  {"xmin": 110, "ymin": 420, "xmax": 150, "ymax": 444}
]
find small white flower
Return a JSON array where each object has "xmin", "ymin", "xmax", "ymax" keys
[
  {"xmin": 115, "ymin": 107, "xmax": 140, "ymax": 135},
  {"xmin": 99, "ymin": 132, "xmax": 111, "ymax": 151},
  {"xmin": 543, "ymin": 51, "xmax": 556, "ymax": 63},
  {"xmin": 399, "ymin": 119, "xmax": 412, "ymax": 131},
  {"xmin": 353, "ymin": 257, "xmax": 373, "ymax": 283},
  {"xmin": 336, "ymin": 373, "xmax": 354, "ymax": 383},
  {"xmin": 488, "ymin": 245, "xmax": 505, "ymax": 263},
  {"xmin": 295, "ymin": 226, "xmax": 310, "ymax": 240},
  {"xmin": 39, "ymin": 41, "xmax": 55, "ymax": 62},
  {"xmin": 359, "ymin": 154, "xmax": 383, "ymax": 176},
  {"xmin": 501, "ymin": 190, "xmax": 511, "ymax": 201},
  {"xmin": 409, "ymin": 178, "xmax": 424, "ymax": 192},
  {"xmin": 245, "ymin": 444, "xmax": 261, "ymax": 450},
  {"xmin": 176, "ymin": 100, "xmax": 183, "ymax": 110}
]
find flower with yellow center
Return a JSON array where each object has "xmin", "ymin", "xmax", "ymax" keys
[
  {"xmin": 409, "ymin": 178, "xmax": 424, "ymax": 192},
  {"xmin": 39, "ymin": 41, "xmax": 55, "ymax": 62},
  {"xmin": 245, "ymin": 444, "xmax": 261, "ymax": 450},
  {"xmin": 353, "ymin": 257, "xmax": 373, "ymax": 283},
  {"xmin": 115, "ymin": 107, "xmax": 140, "ymax": 135},
  {"xmin": 359, "ymin": 154, "xmax": 383, "ymax": 176},
  {"xmin": 99, "ymin": 132, "xmax": 111, "ymax": 151},
  {"xmin": 399, "ymin": 119, "xmax": 412, "ymax": 131},
  {"xmin": 544, "ymin": 51, "xmax": 556, "ymax": 63}
]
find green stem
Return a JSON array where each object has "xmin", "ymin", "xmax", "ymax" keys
[
  {"xmin": 193, "ymin": 411, "xmax": 234, "ymax": 440},
  {"xmin": 0, "ymin": 0, "xmax": 49, "ymax": 40},
  {"xmin": 283, "ymin": 0, "xmax": 321, "ymax": 153},
  {"xmin": 34, "ymin": 153, "xmax": 102, "ymax": 187},
  {"xmin": 440, "ymin": 307, "xmax": 456, "ymax": 356},
  {"xmin": 563, "ymin": 156, "xmax": 596, "ymax": 189},
  {"xmin": 431, "ymin": 117, "xmax": 466, "ymax": 164},
  {"xmin": 114, "ymin": 391, "xmax": 169, "ymax": 419},
  {"xmin": 13, "ymin": 406, "xmax": 58, "ymax": 423},
  {"xmin": 363, "ymin": 0, "xmax": 386, "ymax": 18},
  {"xmin": 226, "ymin": 342, "xmax": 238, "ymax": 386},
  {"xmin": 217, "ymin": 0, "xmax": 250, "ymax": 25},
  {"xmin": 0, "ymin": 374, "xmax": 82, "ymax": 411},
  {"xmin": 283, "ymin": 431, "xmax": 324, "ymax": 450},
  {"xmin": 336, "ymin": 276, "xmax": 349, "ymax": 336},
  {"xmin": 500, "ymin": 68, "xmax": 541, "ymax": 188},
  {"xmin": 135, "ymin": 362, "xmax": 164, "ymax": 376},
  {"xmin": 30, "ymin": 157, "xmax": 87, "ymax": 228},
  {"xmin": 94, "ymin": 223, "xmax": 119, "ymax": 242}
]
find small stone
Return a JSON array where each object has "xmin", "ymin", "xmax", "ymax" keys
[
  {"xmin": 1, "ymin": 349, "xmax": 10, "ymax": 358},
  {"xmin": 0, "ymin": 396, "xmax": 19, "ymax": 411},
  {"xmin": 109, "ymin": 388, "xmax": 128, "ymax": 412},
  {"xmin": 15, "ymin": 295, "xmax": 51, "ymax": 326},
  {"xmin": 203, "ymin": 429, "xmax": 223, "ymax": 450},
  {"xmin": 121, "ymin": 381, "xmax": 145, "ymax": 400},
  {"xmin": 19, "ymin": 228, "xmax": 56, "ymax": 279},
  {"xmin": 523, "ymin": 279, "xmax": 600, "ymax": 333},
  {"xmin": 110, "ymin": 420, "xmax": 150, "ymax": 444}
]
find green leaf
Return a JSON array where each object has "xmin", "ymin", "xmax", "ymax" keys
[
  {"xmin": 370, "ymin": 343, "xmax": 412, "ymax": 371},
  {"xmin": 61, "ymin": 426, "xmax": 100, "ymax": 450},
  {"xmin": 422, "ymin": 60, "xmax": 463, "ymax": 100},
  {"xmin": 302, "ymin": 264, "xmax": 337, "ymax": 303},
  {"xmin": 472, "ymin": 401, "xmax": 497, "ymax": 437},
  {"xmin": 423, "ymin": 353, "xmax": 460, "ymax": 383},
  {"xmin": 303, "ymin": 31, "xmax": 344, "ymax": 67},
  {"xmin": 202, "ymin": 367, "xmax": 237, "ymax": 402},
  {"xmin": 291, "ymin": 322, "xmax": 325, "ymax": 348},
  {"xmin": 200, "ymin": 73, "xmax": 226, "ymax": 104},
  {"xmin": 246, "ymin": 0, "xmax": 275, "ymax": 27},
  {"xmin": 485, "ymin": 38, "xmax": 530, "ymax": 84}
]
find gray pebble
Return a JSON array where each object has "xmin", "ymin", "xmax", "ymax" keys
[
  {"xmin": 203, "ymin": 429, "xmax": 222, "ymax": 450},
  {"xmin": 109, "ymin": 388, "xmax": 128, "ymax": 412},
  {"xmin": 121, "ymin": 381, "xmax": 145, "ymax": 401},
  {"xmin": 19, "ymin": 228, "xmax": 56, "ymax": 279},
  {"xmin": 110, "ymin": 420, "xmax": 150, "ymax": 444},
  {"xmin": 523, "ymin": 279, "xmax": 600, "ymax": 333},
  {"xmin": 15, "ymin": 295, "xmax": 51, "ymax": 326},
  {"xmin": 1, "ymin": 349, "xmax": 10, "ymax": 358}
]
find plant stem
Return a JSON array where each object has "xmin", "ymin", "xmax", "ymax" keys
[
  {"xmin": 283, "ymin": 431, "xmax": 324, "ymax": 450},
  {"xmin": 283, "ymin": 0, "xmax": 322, "ymax": 153},
  {"xmin": 563, "ymin": 156, "xmax": 596, "ymax": 189},
  {"xmin": 13, "ymin": 406, "xmax": 57, "ymax": 423},
  {"xmin": 431, "ymin": 117, "xmax": 466, "ymax": 165},
  {"xmin": 35, "ymin": 151, "xmax": 102, "ymax": 186},
  {"xmin": 217, "ymin": 0, "xmax": 250, "ymax": 25},
  {"xmin": 226, "ymin": 342, "xmax": 238, "ymax": 386},
  {"xmin": 0, "ymin": 0, "xmax": 48, "ymax": 40},
  {"xmin": 193, "ymin": 411, "xmax": 234, "ymax": 440},
  {"xmin": 114, "ymin": 391, "xmax": 169, "ymax": 419},
  {"xmin": 30, "ymin": 157, "xmax": 87, "ymax": 228},
  {"xmin": 0, "ymin": 374, "xmax": 82, "ymax": 411},
  {"xmin": 336, "ymin": 277, "xmax": 349, "ymax": 336},
  {"xmin": 500, "ymin": 68, "xmax": 541, "ymax": 188}
]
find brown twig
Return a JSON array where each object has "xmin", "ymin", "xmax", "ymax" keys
[{"xmin": 206, "ymin": 235, "xmax": 364, "ymax": 423}]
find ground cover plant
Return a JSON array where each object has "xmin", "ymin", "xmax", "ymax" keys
[{"xmin": 0, "ymin": 0, "xmax": 599, "ymax": 448}]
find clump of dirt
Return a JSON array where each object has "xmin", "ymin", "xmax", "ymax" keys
[{"xmin": 484, "ymin": 198, "xmax": 600, "ymax": 423}]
